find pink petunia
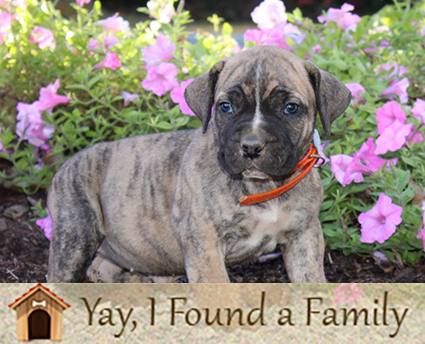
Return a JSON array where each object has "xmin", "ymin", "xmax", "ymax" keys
[
  {"xmin": 408, "ymin": 127, "xmax": 425, "ymax": 145},
  {"xmin": 92, "ymin": 51, "xmax": 122, "ymax": 71},
  {"xmin": 376, "ymin": 101, "xmax": 407, "ymax": 135},
  {"xmin": 142, "ymin": 34, "xmax": 175, "ymax": 67},
  {"xmin": 305, "ymin": 44, "xmax": 322, "ymax": 59},
  {"xmin": 411, "ymin": 98, "xmax": 425, "ymax": 125},
  {"xmin": 250, "ymin": 0, "xmax": 287, "ymax": 30},
  {"xmin": 147, "ymin": 1, "xmax": 175, "ymax": 24},
  {"xmin": 142, "ymin": 62, "xmax": 179, "ymax": 97},
  {"xmin": 332, "ymin": 284, "xmax": 364, "ymax": 304},
  {"xmin": 170, "ymin": 79, "xmax": 196, "ymax": 116},
  {"xmin": 318, "ymin": 3, "xmax": 361, "ymax": 32},
  {"xmin": 364, "ymin": 40, "xmax": 390, "ymax": 54},
  {"xmin": 359, "ymin": 193, "xmax": 403, "ymax": 244},
  {"xmin": 104, "ymin": 33, "xmax": 120, "ymax": 49},
  {"xmin": 0, "ymin": 11, "xmax": 12, "ymax": 45},
  {"xmin": 76, "ymin": 0, "xmax": 90, "ymax": 6},
  {"xmin": 380, "ymin": 77, "xmax": 410, "ymax": 103},
  {"xmin": 38, "ymin": 79, "xmax": 70, "ymax": 112},
  {"xmin": 345, "ymin": 83, "xmax": 366, "ymax": 107},
  {"xmin": 94, "ymin": 14, "xmax": 130, "ymax": 32},
  {"xmin": 29, "ymin": 26, "xmax": 56, "ymax": 50},
  {"xmin": 89, "ymin": 32, "xmax": 120, "ymax": 51},
  {"xmin": 374, "ymin": 120, "xmax": 413, "ymax": 155},
  {"xmin": 330, "ymin": 154, "xmax": 366, "ymax": 187},
  {"xmin": 122, "ymin": 91, "xmax": 139, "ymax": 106},
  {"xmin": 36, "ymin": 211, "xmax": 54, "ymax": 240},
  {"xmin": 376, "ymin": 62, "xmax": 406, "ymax": 78},
  {"xmin": 416, "ymin": 202, "xmax": 425, "ymax": 251},
  {"xmin": 356, "ymin": 138, "xmax": 397, "ymax": 173},
  {"xmin": 16, "ymin": 102, "xmax": 55, "ymax": 147},
  {"xmin": 87, "ymin": 38, "xmax": 101, "ymax": 51},
  {"xmin": 244, "ymin": 23, "xmax": 305, "ymax": 51},
  {"xmin": 319, "ymin": 140, "xmax": 330, "ymax": 165},
  {"xmin": 373, "ymin": 251, "xmax": 388, "ymax": 261}
]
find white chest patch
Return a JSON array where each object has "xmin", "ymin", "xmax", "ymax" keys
[
  {"xmin": 227, "ymin": 201, "xmax": 297, "ymax": 260},
  {"xmin": 251, "ymin": 201, "xmax": 295, "ymax": 235}
]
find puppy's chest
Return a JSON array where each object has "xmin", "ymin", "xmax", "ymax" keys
[{"xmin": 224, "ymin": 201, "xmax": 298, "ymax": 262}]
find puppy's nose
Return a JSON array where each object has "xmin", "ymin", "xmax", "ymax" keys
[{"xmin": 240, "ymin": 135, "xmax": 265, "ymax": 159}]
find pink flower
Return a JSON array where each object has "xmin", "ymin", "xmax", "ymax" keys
[
  {"xmin": 416, "ymin": 202, "xmax": 425, "ymax": 251},
  {"xmin": 244, "ymin": 23, "xmax": 305, "ymax": 51},
  {"xmin": 92, "ymin": 51, "xmax": 122, "ymax": 71},
  {"xmin": 305, "ymin": 44, "xmax": 322, "ymax": 59},
  {"xmin": 29, "ymin": 26, "xmax": 56, "ymax": 50},
  {"xmin": 0, "ymin": 11, "xmax": 12, "ymax": 45},
  {"xmin": 251, "ymin": 0, "xmax": 287, "ymax": 30},
  {"xmin": 104, "ymin": 33, "xmax": 120, "ymax": 49},
  {"xmin": 376, "ymin": 62, "xmax": 406, "ymax": 78},
  {"xmin": 332, "ymin": 284, "xmax": 364, "ymax": 304},
  {"xmin": 88, "ymin": 34, "xmax": 120, "ymax": 51},
  {"xmin": 373, "ymin": 251, "xmax": 388, "ymax": 261},
  {"xmin": 374, "ymin": 120, "xmax": 413, "ymax": 155},
  {"xmin": 364, "ymin": 40, "xmax": 390, "ymax": 53},
  {"xmin": 380, "ymin": 77, "xmax": 410, "ymax": 103},
  {"xmin": 76, "ymin": 0, "xmax": 90, "ymax": 6},
  {"xmin": 122, "ymin": 91, "xmax": 139, "ymax": 106},
  {"xmin": 319, "ymin": 140, "xmax": 330, "ymax": 165},
  {"xmin": 147, "ymin": 1, "xmax": 175, "ymax": 24},
  {"xmin": 408, "ymin": 127, "xmax": 425, "ymax": 145},
  {"xmin": 16, "ymin": 102, "xmax": 55, "ymax": 147},
  {"xmin": 356, "ymin": 138, "xmax": 397, "ymax": 173},
  {"xmin": 376, "ymin": 101, "xmax": 407, "ymax": 134},
  {"xmin": 412, "ymin": 98, "xmax": 425, "ymax": 125},
  {"xmin": 345, "ymin": 83, "xmax": 366, "ymax": 107},
  {"xmin": 88, "ymin": 38, "xmax": 101, "ymax": 51},
  {"xmin": 359, "ymin": 193, "xmax": 403, "ymax": 244},
  {"xmin": 142, "ymin": 34, "xmax": 175, "ymax": 67},
  {"xmin": 330, "ymin": 154, "xmax": 367, "ymax": 187},
  {"xmin": 36, "ymin": 211, "xmax": 54, "ymax": 240},
  {"xmin": 142, "ymin": 62, "xmax": 179, "ymax": 97},
  {"xmin": 39, "ymin": 79, "xmax": 70, "ymax": 112},
  {"xmin": 94, "ymin": 14, "xmax": 130, "ymax": 32},
  {"xmin": 170, "ymin": 79, "xmax": 196, "ymax": 116},
  {"xmin": 318, "ymin": 3, "xmax": 361, "ymax": 32}
]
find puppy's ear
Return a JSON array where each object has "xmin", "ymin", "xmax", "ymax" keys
[
  {"xmin": 184, "ymin": 60, "xmax": 226, "ymax": 133},
  {"xmin": 304, "ymin": 61, "xmax": 351, "ymax": 136}
]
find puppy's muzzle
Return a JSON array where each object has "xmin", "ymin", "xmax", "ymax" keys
[{"xmin": 240, "ymin": 134, "xmax": 265, "ymax": 160}]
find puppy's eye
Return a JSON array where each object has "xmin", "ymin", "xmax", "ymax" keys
[
  {"xmin": 219, "ymin": 102, "xmax": 232, "ymax": 113},
  {"xmin": 284, "ymin": 103, "xmax": 299, "ymax": 115}
]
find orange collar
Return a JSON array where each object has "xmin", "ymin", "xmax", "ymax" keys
[{"xmin": 238, "ymin": 143, "xmax": 320, "ymax": 206}]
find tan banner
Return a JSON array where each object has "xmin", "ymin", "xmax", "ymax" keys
[{"xmin": 1, "ymin": 284, "xmax": 424, "ymax": 343}]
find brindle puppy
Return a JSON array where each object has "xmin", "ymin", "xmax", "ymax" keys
[{"xmin": 47, "ymin": 46, "xmax": 351, "ymax": 283}]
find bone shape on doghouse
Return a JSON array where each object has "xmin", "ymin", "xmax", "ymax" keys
[{"xmin": 32, "ymin": 300, "xmax": 46, "ymax": 308}]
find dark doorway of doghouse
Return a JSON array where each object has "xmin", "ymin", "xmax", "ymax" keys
[{"xmin": 28, "ymin": 309, "xmax": 51, "ymax": 340}]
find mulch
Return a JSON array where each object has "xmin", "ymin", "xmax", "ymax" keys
[{"xmin": 1, "ymin": 185, "xmax": 424, "ymax": 283}]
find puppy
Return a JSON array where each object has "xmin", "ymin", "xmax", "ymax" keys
[{"xmin": 47, "ymin": 46, "xmax": 351, "ymax": 283}]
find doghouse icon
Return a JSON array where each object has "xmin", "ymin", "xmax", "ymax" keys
[{"xmin": 8, "ymin": 283, "xmax": 71, "ymax": 341}]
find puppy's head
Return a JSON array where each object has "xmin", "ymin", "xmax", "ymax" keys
[{"xmin": 185, "ymin": 46, "xmax": 351, "ymax": 180}]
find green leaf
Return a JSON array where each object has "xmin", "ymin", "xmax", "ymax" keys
[
  {"xmin": 156, "ymin": 122, "xmax": 173, "ymax": 130},
  {"xmin": 396, "ymin": 170, "xmax": 410, "ymax": 191}
]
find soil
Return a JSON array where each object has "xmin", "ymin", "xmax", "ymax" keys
[{"xmin": 1, "ymin": 186, "xmax": 425, "ymax": 284}]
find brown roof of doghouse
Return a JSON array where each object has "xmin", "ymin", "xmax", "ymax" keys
[{"xmin": 8, "ymin": 283, "xmax": 71, "ymax": 310}]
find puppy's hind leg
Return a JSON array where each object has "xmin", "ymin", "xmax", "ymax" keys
[{"xmin": 47, "ymin": 154, "xmax": 106, "ymax": 282}]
